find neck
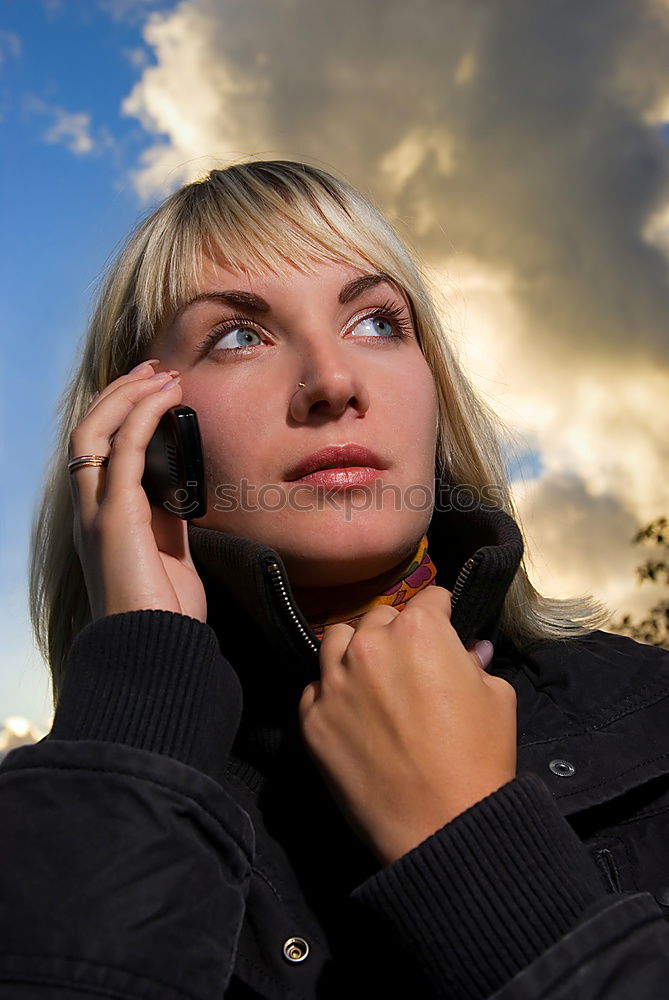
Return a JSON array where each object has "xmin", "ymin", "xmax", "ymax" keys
[{"xmin": 291, "ymin": 534, "xmax": 438, "ymax": 639}]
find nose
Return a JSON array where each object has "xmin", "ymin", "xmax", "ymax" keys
[{"xmin": 289, "ymin": 351, "xmax": 370, "ymax": 422}]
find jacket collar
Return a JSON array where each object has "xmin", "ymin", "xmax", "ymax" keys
[
  {"xmin": 187, "ymin": 484, "xmax": 669, "ymax": 815},
  {"xmin": 186, "ymin": 483, "xmax": 525, "ymax": 691}
]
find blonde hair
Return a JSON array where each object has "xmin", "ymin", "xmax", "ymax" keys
[{"xmin": 29, "ymin": 159, "xmax": 610, "ymax": 707}]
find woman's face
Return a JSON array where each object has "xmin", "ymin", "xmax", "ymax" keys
[{"xmin": 151, "ymin": 257, "xmax": 439, "ymax": 587}]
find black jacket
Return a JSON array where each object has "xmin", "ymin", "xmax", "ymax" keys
[{"xmin": 2, "ymin": 490, "xmax": 669, "ymax": 999}]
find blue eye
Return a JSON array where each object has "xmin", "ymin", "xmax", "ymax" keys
[
  {"xmin": 210, "ymin": 326, "xmax": 262, "ymax": 351},
  {"xmin": 352, "ymin": 315, "xmax": 396, "ymax": 338},
  {"xmin": 197, "ymin": 300, "xmax": 413, "ymax": 356}
]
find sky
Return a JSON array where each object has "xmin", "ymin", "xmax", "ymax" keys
[{"xmin": 2, "ymin": 0, "xmax": 669, "ymax": 731}]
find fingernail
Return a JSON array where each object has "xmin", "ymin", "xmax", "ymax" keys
[
  {"xmin": 159, "ymin": 375, "xmax": 181, "ymax": 391},
  {"xmin": 129, "ymin": 358, "xmax": 160, "ymax": 374},
  {"xmin": 473, "ymin": 639, "xmax": 494, "ymax": 669}
]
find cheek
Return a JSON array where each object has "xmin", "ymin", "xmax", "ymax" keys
[
  {"xmin": 386, "ymin": 361, "xmax": 438, "ymax": 449},
  {"xmin": 181, "ymin": 378, "xmax": 254, "ymax": 478}
]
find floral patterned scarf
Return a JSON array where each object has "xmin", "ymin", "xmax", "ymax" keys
[{"xmin": 307, "ymin": 534, "xmax": 438, "ymax": 641}]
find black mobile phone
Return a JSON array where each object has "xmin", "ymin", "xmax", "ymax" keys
[{"xmin": 141, "ymin": 405, "xmax": 207, "ymax": 519}]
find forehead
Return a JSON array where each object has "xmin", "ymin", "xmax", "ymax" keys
[
  {"xmin": 179, "ymin": 256, "xmax": 409, "ymax": 314},
  {"xmin": 197, "ymin": 256, "xmax": 374, "ymax": 291}
]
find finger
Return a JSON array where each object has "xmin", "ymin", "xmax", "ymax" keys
[
  {"xmin": 401, "ymin": 583, "xmax": 452, "ymax": 619},
  {"xmin": 467, "ymin": 639, "xmax": 494, "ymax": 671},
  {"xmin": 70, "ymin": 369, "xmax": 176, "ymax": 518},
  {"xmin": 352, "ymin": 604, "xmax": 400, "ymax": 630},
  {"xmin": 74, "ymin": 362, "xmax": 169, "ymax": 449},
  {"xmin": 488, "ymin": 674, "xmax": 517, "ymax": 706},
  {"xmin": 104, "ymin": 376, "xmax": 183, "ymax": 504},
  {"xmin": 68, "ymin": 455, "xmax": 107, "ymax": 524},
  {"xmin": 298, "ymin": 680, "xmax": 321, "ymax": 722},
  {"xmin": 69, "ymin": 372, "xmax": 181, "ymax": 525},
  {"xmin": 318, "ymin": 621, "xmax": 355, "ymax": 680},
  {"xmin": 125, "ymin": 358, "xmax": 161, "ymax": 375},
  {"xmin": 151, "ymin": 504, "xmax": 193, "ymax": 562},
  {"xmin": 319, "ymin": 621, "xmax": 355, "ymax": 652},
  {"xmin": 83, "ymin": 359, "xmax": 162, "ymax": 417}
]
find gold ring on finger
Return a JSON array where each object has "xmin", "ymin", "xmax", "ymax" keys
[{"xmin": 67, "ymin": 455, "xmax": 110, "ymax": 473}]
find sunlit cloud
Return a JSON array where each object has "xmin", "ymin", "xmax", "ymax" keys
[{"xmin": 117, "ymin": 0, "xmax": 669, "ymax": 623}]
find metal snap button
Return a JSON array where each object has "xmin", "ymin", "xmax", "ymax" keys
[
  {"xmin": 549, "ymin": 759, "xmax": 576, "ymax": 777},
  {"xmin": 283, "ymin": 937, "xmax": 309, "ymax": 963}
]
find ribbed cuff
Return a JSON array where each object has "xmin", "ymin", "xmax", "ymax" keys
[
  {"xmin": 50, "ymin": 610, "xmax": 243, "ymax": 786},
  {"xmin": 350, "ymin": 772, "xmax": 605, "ymax": 1000}
]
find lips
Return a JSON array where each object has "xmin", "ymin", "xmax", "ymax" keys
[{"xmin": 284, "ymin": 444, "xmax": 387, "ymax": 482}]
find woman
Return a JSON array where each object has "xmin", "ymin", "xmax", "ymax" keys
[{"xmin": 3, "ymin": 160, "xmax": 669, "ymax": 999}]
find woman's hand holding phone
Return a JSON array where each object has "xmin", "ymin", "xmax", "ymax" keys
[{"xmin": 69, "ymin": 361, "xmax": 207, "ymax": 624}]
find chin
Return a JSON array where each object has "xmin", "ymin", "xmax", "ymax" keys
[
  {"xmin": 194, "ymin": 485, "xmax": 434, "ymax": 584},
  {"xmin": 267, "ymin": 508, "xmax": 433, "ymax": 588}
]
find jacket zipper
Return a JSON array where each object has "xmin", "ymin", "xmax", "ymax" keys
[
  {"xmin": 267, "ymin": 550, "xmax": 482, "ymax": 650},
  {"xmin": 265, "ymin": 561, "xmax": 320, "ymax": 655},
  {"xmin": 451, "ymin": 553, "xmax": 482, "ymax": 612}
]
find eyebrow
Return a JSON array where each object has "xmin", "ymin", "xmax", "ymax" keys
[{"xmin": 178, "ymin": 272, "xmax": 401, "ymax": 316}]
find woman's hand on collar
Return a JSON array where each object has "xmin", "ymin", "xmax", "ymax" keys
[{"xmin": 298, "ymin": 585, "xmax": 517, "ymax": 866}]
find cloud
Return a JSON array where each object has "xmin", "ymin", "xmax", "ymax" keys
[
  {"xmin": 100, "ymin": 0, "xmax": 177, "ymax": 25},
  {"xmin": 117, "ymin": 0, "xmax": 669, "ymax": 624},
  {"xmin": 0, "ymin": 577, "xmax": 53, "ymax": 731},
  {"xmin": 25, "ymin": 97, "xmax": 115, "ymax": 156},
  {"xmin": 43, "ymin": 108, "xmax": 96, "ymax": 154},
  {"xmin": 433, "ymin": 251, "xmax": 669, "ymax": 614},
  {"xmin": 123, "ymin": 45, "xmax": 152, "ymax": 71},
  {"xmin": 0, "ymin": 30, "xmax": 21, "ymax": 67},
  {"xmin": 511, "ymin": 471, "xmax": 669, "ymax": 624}
]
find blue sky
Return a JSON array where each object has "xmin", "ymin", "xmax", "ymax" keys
[
  {"xmin": 2, "ymin": 0, "xmax": 180, "ymax": 726},
  {"xmin": 2, "ymin": 0, "xmax": 667, "ymax": 728}
]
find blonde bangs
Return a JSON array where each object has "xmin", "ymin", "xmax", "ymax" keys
[{"xmin": 130, "ymin": 161, "xmax": 412, "ymax": 351}]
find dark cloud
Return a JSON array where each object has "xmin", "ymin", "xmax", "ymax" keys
[
  {"xmin": 124, "ymin": 0, "xmax": 669, "ymax": 360},
  {"xmin": 119, "ymin": 0, "xmax": 669, "ymax": 614}
]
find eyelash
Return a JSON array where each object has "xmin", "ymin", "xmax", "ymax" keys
[{"xmin": 195, "ymin": 299, "xmax": 414, "ymax": 355}]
